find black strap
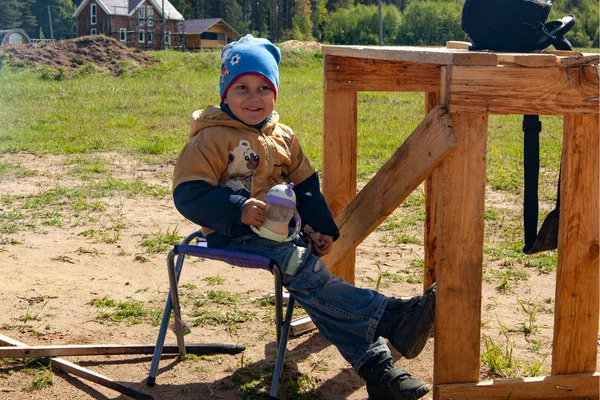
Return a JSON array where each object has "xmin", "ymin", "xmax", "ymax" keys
[
  {"xmin": 522, "ymin": 115, "xmax": 561, "ymax": 254},
  {"xmin": 522, "ymin": 115, "xmax": 541, "ymax": 253}
]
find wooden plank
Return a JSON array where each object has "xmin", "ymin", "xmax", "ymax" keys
[
  {"xmin": 543, "ymin": 49, "xmax": 583, "ymax": 57},
  {"xmin": 290, "ymin": 316, "xmax": 316, "ymax": 336},
  {"xmin": 424, "ymin": 91, "xmax": 441, "ymax": 290},
  {"xmin": 0, "ymin": 334, "xmax": 153, "ymax": 400},
  {"xmin": 446, "ymin": 41, "xmax": 471, "ymax": 50},
  {"xmin": 0, "ymin": 343, "xmax": 244, "ymax": 358},
  {"xmin": 324, "ymin": 55, "xmax": 440, "ymax": 92},
  {"xmin": 552, "ymin": 114, "xmax": 600, "ymax": 375},
  {"xmin": 449, "ymin": 65, "xmax": 599, "ymax": 115},
  {"xmin": 437, "ymin": 372, "xmax": 600, "ymax": 400},
  {"xmin": 497, "ymin": 53, "xmax": 558, "ymax": 67},
  {"xmin": 321, "ymin": 45, "xmax": 499, "ymax": 66},
  {"xmin": 322, "ymin": 106, "xmax": 457, "ymax": 268},
  {"xmin": 557, "ymin": 53, "xmax": 600, "ymax": 67},
  {"xmin": 321, "ymin": 89, "xmax": 358, "ymax": 284},
  {"xmin": 434, "ymin": 66, "xmax": 487, "ymax": 395}
]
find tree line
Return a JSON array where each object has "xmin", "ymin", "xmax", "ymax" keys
[{"xmin": 1, "ymin": 0, "xmax": 597, "ymax": 47}]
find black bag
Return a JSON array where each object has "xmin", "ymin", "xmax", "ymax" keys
[
  {"xmin": 462, "ymin": 0, "xmax": 575, "ymax": 52},
  {"xmin": 461, "ymin": 0, "xmax": 576, "ymax": 254}
]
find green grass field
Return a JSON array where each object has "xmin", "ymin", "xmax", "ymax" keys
[{"xmin": 0, "ymin": 47, "xmax": 564, "ymax": 269}]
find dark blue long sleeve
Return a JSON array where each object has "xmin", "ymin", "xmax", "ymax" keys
[
  {"xmin": 173, "ymin": 172, "xmax": 339, "ymax": 246},
  {"xmin": 293, "ymin": 172, "xmax": 339, "ymax": 241},
  {"xmin": 173, "ymin": 180, "xmax": 252, "ymax": 241}
]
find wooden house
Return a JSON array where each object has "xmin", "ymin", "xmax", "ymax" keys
[
  {"xmin": 72, "ymin": 0, "xmax": 183, "ymax": 49},
  {"xmin": 0, "ymin": 29, "xmax": 31, "ymax": 45},
  {"xmin": 182, "ymin": 18, "xmax": 240, "ymax": 50}
]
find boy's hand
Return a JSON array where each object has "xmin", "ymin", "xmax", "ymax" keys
[
  {"xmin": 311, "ymin": 234, "xmax": 333, "ymax": 256},
  {"xmin": 241, "ymin": 198, "xmax": 266, "ymax": 226}
]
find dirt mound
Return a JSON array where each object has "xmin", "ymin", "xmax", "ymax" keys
[
  {"xmin": 279, "ymin": 40, "xmax": 322, "ymax": 52},
  {"xmin": 2, "ymin": 35, "xmax": 154, "ymax": 76}
]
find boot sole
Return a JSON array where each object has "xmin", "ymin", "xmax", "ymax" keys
[
  {"xmin": 390, "ymin": 284, "xmax": 436, "ymax": 359},
  {"xmin": 368, "ymin": 382, "xmax": 430, "ymax": 400}
]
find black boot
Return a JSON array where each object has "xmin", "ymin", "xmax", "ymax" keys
[
  {"xmin": 375, "ymin": 283, "xmax": 436, "ymax": 359},
  {"xmin": 358, "ymin": 353, "xmax": 430, "ymax": 400}
]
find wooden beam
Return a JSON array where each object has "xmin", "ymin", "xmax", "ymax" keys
[
  {"xmin": 449, "ymin": 65, "xmax": 599, "ymax": 115},
  {"xmin": 322, "ymin": 105, "xmax": 457, "ymax": 268},
  {"xmin": 552, "ymin": 114, "xmax": 600, "ymax": 375},
  {"xmin": 321, "ymin": 89, "xmax": 357, "ymax": 284},
  {"xmin": 324, "ymin": 55, "xmax": 440, "ymax": 92},
  {"xmin": 424, "ymin": 91, "xmax": 441, "ymax": 290},
  {"xmin": 434, "ymin": 66, "xmax": 487, "ymax": 396},
  {"xmin": 0, "ymin": 334, "xmax": 153, "ymax": 400},
  {"xmin": 322, "ymin": 45, "xmax": 499, "ymax": 66},
  {"xmin": 437, "ymin": 372, "xmax": 600, "ymax": 400},
  {"xmin": 290, "ymin": 316, "xmax": 316, "ymax": 337},
  {"xmin": 0, "ymin": 343, "xmax": 244, "ymax": 358},
  {"xmin": 497, "ymin": 53, "xmax": 558, "ymax": 67}
]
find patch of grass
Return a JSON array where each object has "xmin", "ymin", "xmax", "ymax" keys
[
  {"xmin": 481, "ymin": 334, "xmax": 520, "ymax": 379},
  {"xmin": 524, "ymin": 252, "xmax": 557, "ymax": 274},
  {"xmin": 513, "ymin": 299, "xmax": 548, "ymax": 339},
  {"xmin": 64, "ymin": 156, "xmax": 109, "ymax": 176},
  {"xmin": 25, "ymin": 363, "xmax": 53, "ymax": 391},
  {"xmin": 1, "ymin": 323, "xmax": 33, "ymax": 331},
  {"xmin": 134, "ymin": 254, "xmax": 150, "ymax": 263},
  {"xmin": 51, "ymin": 255, "xmax": 77, "ymax": 263},
  {"xmin": 89, "ymin": 296, "xmax": 158, "ymax": 326},
  {"xmin": 76, "ymin": 246, "xmax": 102, "ymax": 256},
  {"xmin": 189, "ymin": 308, "xmax": 256, "ymax": 327},
  {"xmin": 78, "ymin": 228, "xmax": 120, "ymax": 244},
  {"xmin": 203, "ymin": 272, "xmax": 224, "ymax": 286},
  {"xmin": 0, "ymin": 162, "xmax": 37, "ymax": 178},
  {"xmin": 142, "ymin": 226, "xmax": 181, "ymax": 253}
]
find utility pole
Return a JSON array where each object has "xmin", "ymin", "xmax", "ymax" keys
[
  {"xmin": 378, "ymin": 0, "xmax": 383, "ymax": 46},
  {"xmin": 47, "ymin": 5, "xmax": 54, "ymax": 40}
]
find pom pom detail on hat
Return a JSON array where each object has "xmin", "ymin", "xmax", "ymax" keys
[{"xmin": 220, "ymin": 34, "xmax": 281, "ymax": 101}]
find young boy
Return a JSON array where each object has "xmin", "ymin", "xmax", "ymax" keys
[{"xmin": 172, "ymin": 34, "xmax": 436, "ymax": 400}]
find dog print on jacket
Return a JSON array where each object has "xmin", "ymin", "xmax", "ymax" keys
[{"xmin": 225, "ymin": 139, "xmax": 259, "ymax": 192}]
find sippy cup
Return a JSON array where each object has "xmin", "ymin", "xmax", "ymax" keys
[{"xmin": 251, "ymin": 183, "xmax": 301, "ymax": 242}]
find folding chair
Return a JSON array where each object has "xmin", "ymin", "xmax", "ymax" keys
[{"xmin": 147, "ymin": 230, "xmax": 296, "ymax": 400}]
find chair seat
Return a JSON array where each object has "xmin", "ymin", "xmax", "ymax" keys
[{"xmin": 147, "ymin": 231, "xmax": 294, "ymax": 399}]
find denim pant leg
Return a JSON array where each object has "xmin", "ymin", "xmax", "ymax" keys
[{"xmin": 224, "ymin": 235, "xmax": 392, "ymax": 371}]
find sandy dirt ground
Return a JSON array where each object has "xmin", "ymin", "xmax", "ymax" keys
[
  {"xmin": 0, "ymin": 151, "xmax": 589, "ymax": 400},
  {"xmin": 1, "ymin": 35, "xmax": 597, "ymax": 400}
]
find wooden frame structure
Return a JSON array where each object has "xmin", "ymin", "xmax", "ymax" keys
[{"xmin": 320, "ymin": 43, "xmax": 599, "ymax": 400}]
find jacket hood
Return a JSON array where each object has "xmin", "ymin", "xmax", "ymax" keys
[{"xmin": 188, "ymin": 105, "xmax": 279, "ymax": 140}]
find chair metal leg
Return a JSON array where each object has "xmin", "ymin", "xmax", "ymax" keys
[
  {"xmin": 269, "ymin": 296, "xmax": 295, "ymax": 400},
  {"xmin": 147, "ymin": 250, "xmax": 186, "ymax": 386},
  {"xmin": 272, "ymin": 265, "xmax": 283, "ymax": 345}
]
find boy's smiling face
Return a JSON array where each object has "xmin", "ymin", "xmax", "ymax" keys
[{"xmin": 223, "ymin": 74, "xmax": 276, "ymax": 126}]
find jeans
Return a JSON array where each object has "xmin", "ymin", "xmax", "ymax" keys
[{"xmin": 221, "ymin": 234, "xmax": 392, "ymax": 371}]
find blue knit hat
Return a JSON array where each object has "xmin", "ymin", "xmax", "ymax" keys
[{"xmin": 219, "ymin": 34, "xmax": 281, "ymax": 101}]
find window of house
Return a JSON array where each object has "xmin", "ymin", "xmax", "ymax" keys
[
  {"xmin": 164, "ymin": 31, "xmax": 170, "ymax": 45},
  {"xmin": 201, "ymin": 32, "xmax": 225, "ymax": 41},
  {"xmin": 120, "ymin": 28, "xmax": 127, "ymax": 43},
  {"xmin": 90, "ymin": 3, "xmax": 97, "ymax": 25},
  {"xmin": 147, "ymin": 31, "xmax": 153, "ymax": 43},
  {"xmin": 90, "ymin": 28, "xmax": 97, "ymax": 35},
  {"xmin": 139, "ymin": 7, "xmax": 145, "ymax": 25},
  {"xmin": 138, "ymin": 30, "xmax": 145, "ymax": 43},
  {"xmin": 147, "ymin": 7, "xmax": 154, "ymax": 26}
]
